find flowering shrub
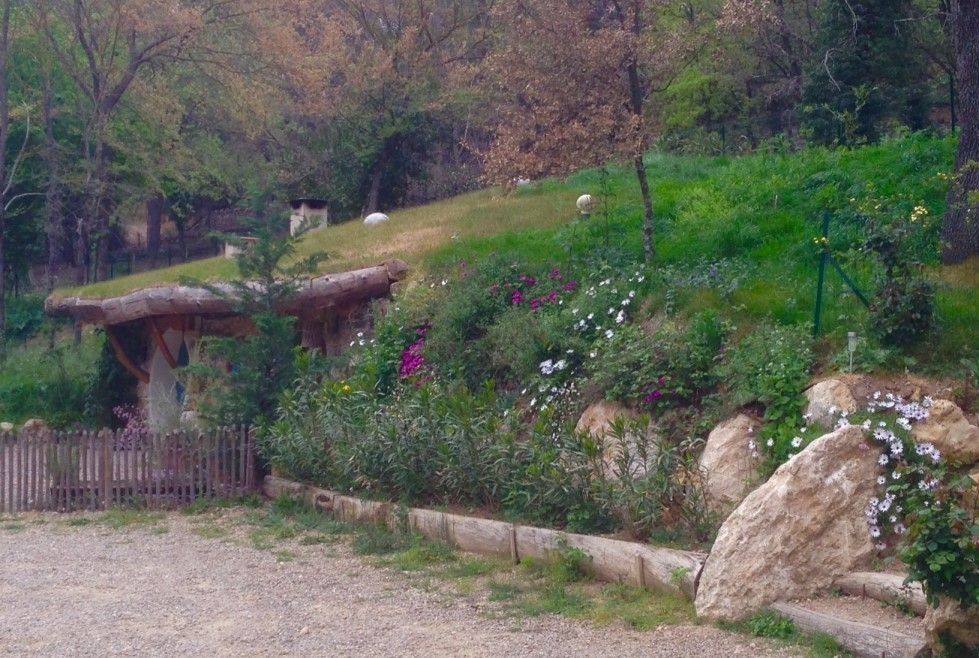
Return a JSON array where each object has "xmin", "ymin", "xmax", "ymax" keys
[
  {"xmin": 863, "ymin": 217, "xmax": 935, "ymax": 347},
  {"xmin": 112, "ymin": 404, "xmax": 150, "ymax": 449},
  {"xmin": 853, "ymin": 393, "xmax": 979, "ymax": 608},
  {"xmin": 723, "ymin": 323, "xmax": 813, "ymax": 472}
]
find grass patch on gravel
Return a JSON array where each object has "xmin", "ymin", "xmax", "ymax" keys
[{"xmin": 719, "ymin": 609, "xmax": 853, "ymax": 658}]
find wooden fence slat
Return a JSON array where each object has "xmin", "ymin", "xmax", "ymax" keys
[
  {"xmin": 0, "ymin": 432, "xmax": 7, "ymax": 514},
  {"xmin": 29, "ymin": 432, "xmax": 37, "ymax": 511}
]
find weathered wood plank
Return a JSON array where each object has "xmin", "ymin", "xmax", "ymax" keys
[
  {"xmin": 835, "ymin": 572, "xmax": 928, "ymax": 616},
  {"xmin": 770, "ymin": 601, "xmax": 928, "ymax": 658}
]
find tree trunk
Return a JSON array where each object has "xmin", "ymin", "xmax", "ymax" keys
[
  {"xmin": 146, "ymin": 194, "xmax": 164, "ymax": 266},
  {"xmin": 43, "ymin": 66, "xmax": 62, "ymax": 292},
  {"xmin": 0, "ymin": 0, "xmax": 10, "ymax": 356},
  {"xmin": 364, "ymin": 162, "xmax": 383, "ymax": 216},
  {"xmin": 633, "ymin": 155, "xmax": 655, "ymax": 261},
  {"xmin": 941, "ymin": 0, "xmax": 979, "ymax": 264}
]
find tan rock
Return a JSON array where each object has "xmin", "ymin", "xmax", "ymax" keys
[
  {"xmin": 924, "ymin": 598, "xmax": 979, "ymax": 653},
  {"xmin": 911, "ymin": 399, "xmax": 979, "ymax": 465},
  {"xmin": 804, "ymin": 379, "xmax": 857, "ymax": 429},
  {"xmin": 695, "ymin": 426, "xmax": 877, "ymax": 621},
  {"xmin": 698, "ymin": 415, "xmax": 761, "ymax": 515},
  {"xmin": 21, "ymin": 418, "xmax": 47, "ymax": 432},
  {"xmin": 0, "ymin": 421, "xmax": 13, "ymax": 432},
  {"xmin": 575, "ymin": 401, "xmax": 645, "ymax": 478}
]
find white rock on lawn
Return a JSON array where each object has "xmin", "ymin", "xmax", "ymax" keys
[{"xmin": 695, "ymin": 425, "xmax": 877, "ymax": 621}]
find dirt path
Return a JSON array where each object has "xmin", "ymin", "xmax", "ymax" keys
[{"xmin": 0, "ymin": 514, "xmax": 799, "ymax": 657}]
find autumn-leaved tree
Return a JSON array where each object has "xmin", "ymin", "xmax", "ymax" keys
[
  {"xmin": 32, "ymin": 0, "xmax": 276, "ymax": 282},
  {"xmin": 484, "ymin": 0, "xmax": 708, "ymax": 261}
]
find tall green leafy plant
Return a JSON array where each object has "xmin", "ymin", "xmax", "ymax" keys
[{"xmin": 182, "ymin": 213, "xmax": 326, "ymax": 427}]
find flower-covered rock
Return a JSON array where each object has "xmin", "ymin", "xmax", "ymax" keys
[
  {"xmin": 804, "ymin": 379, "xmax": 856, "ymax": 429},
  {"xmin": 695, "ymin": 425, "xmax": 877, "ymax": 621},
  {"xmin": 910, "ymin": 399, "xmax": 979, "ymax": 465},
  {"xmin": 698, "ymin": 414, "xmax": 761, "ymax": 515}
]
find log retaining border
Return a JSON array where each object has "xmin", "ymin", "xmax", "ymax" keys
[{"xmin": 263, "ymin": 475, "xmax": 706, "ymax": 598}]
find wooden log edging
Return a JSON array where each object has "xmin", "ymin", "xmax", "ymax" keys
[
  {"xmin": 833, "ymin": 571, "xmax": 928, "ymax": 617},
  {"xmin": 770, "ymin": 602, "xmax": 929, "ymax": 658},
  {"xmin": 262, "ymin": 476, "xmax": 706, "ymax": 599}
]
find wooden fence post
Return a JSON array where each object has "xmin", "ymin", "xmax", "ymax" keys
[{"xmin": 101, "ymin": 430, "xmax": 111, "ymax": 509}]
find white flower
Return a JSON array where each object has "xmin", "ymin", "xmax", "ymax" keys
[
  {"xmin": 891, "ymin": 470, "xmax": 901, "ymax": 480},
  {"xmin": 587, "ymin": 313, "xmax": 594, "ymax": 320},
  {"xmin": 539, "ymin": 359, "xmax": 555, "ymax": 375},
  {"xmin": 869, "ymin": 526, "xmax": 881, "ymax": 538},
  {"xmin": 766, "ymin": 438, "xmax": 774, "ymax": 447},
  {"xmin": 878, "ymin": 454, "xmax": 889, "ymax": 466},
  {"xmin": 554, "ymin": 359, "xmax": 567, "ymax": 371},
  {"xmin": 572, "ymin": 308, "xmax": 579, "ymax": 315},
  {"xmin": 357, "ymin": 331, "xmax": 364, "ymax": 338},
  {"xmin": 605, "ymin": 329, "xmax": 614, "ymax": 339},
  {"xmin": 530, "ymin": 398, "xmax": 537, "ymax": 407},
  {"xmin": 877, "ymin": 476, "xmax": 886, "ymax": 485},
  {"xmin": 589, "ymin": 351, "xmax": 597, "ymax": 358},
  {"xmin": 628, "ymin": 290, "xmax": 636, "ymax": 298},
  {"xmin": 791, "ymin": 436, "xmax": 803, "ymax": 448},
  {"xmin": 615, "ymin": 310, "xmax": 625, "ymax": 324}
]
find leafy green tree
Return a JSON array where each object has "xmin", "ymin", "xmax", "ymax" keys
[
  {"xmin": 182, "ymin": 210, "xmax": 326, "ymax": 427},
  {"xmin": 802, "ymin": 0, "xmax": 931, "ymax": 144}
]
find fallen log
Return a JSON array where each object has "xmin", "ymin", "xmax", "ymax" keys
[
  {"xmin": 770, "ymin": 601, "xmax": 928, "ymax": 658},
  {"xmin": 834, "ymin": 572, "xmax": 928, "ymax": 616},
  {"xmin": 263, "ymin": 476, "xmax": 706, "ymax": 598}
]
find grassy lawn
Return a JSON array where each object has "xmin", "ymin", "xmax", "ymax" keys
[
  {"xmin": 49, "ymin": 133, "xmax": 976, "ymax": 372},
  {"xmin": 55, "ymin": 186, "xmax": 578, "ymax": 300}
]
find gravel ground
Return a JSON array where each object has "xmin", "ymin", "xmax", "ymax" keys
[
  {"xmin": 0, "ymin": 513, "xmax": 801, "ymax": 658},
  {"xmin": 793, "ymin": 595, "xmax": 924, "ymax": 634}
]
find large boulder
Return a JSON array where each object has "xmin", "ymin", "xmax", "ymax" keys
[
  {"xmin": 698, "ymin": 415, "xmax": 761, "ymax": 515},
  {"xmin": 695, "ymin": 426, "xmax": 877, "ymax": 621},
  {"xmin": 804, "ymin": 379, "xmax": 857, "ymax": 429},
  {"xmin": 924, "ymin": 599, "xmax": 979, "ymax": 654},
  {"xmin": 575, "ymin": 400, "xmax": 643, "ymax": 478},
  {"xmin": 911, "ymin": 399, "xmax": 979, "ymax": 465}
]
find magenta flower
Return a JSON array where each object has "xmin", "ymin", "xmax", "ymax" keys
[
  {"xmin": 518, "ymin": 274, "xmax": 537, "ymax": 286},
  {"xmin": 549, "ymin": 267, "xmax": 562, "ymax": 280},
  {"xmin": 543, "ymin": 290, "xmax": 558, "ymax": 303},
  {"xmin": 510, "ymin": 290, "xmax": 524, "ymax": 305},
  {"xmin": 399, "ymin": 339, "xmax": 426, "ymax": 378},
  {"xmin": 529, "ymin": 298, "xmax": 541, "ymax": 311},
  {"xmin": 643, "ymin": 389, "xmax": 663, "ymax": 404},
  {"xmin": 563, "ymin": 280, "xmax": 578, "ymax": 292}
]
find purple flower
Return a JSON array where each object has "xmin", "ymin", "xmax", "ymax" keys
[
  {"xmin": 529, "ymin": 298, "xmax": 541, "ymax": 311},
  {"xmin": 510, "ymin": 290, "xmax": 523, "ymax": 305},
  {"xmin": 643, "ymin": 389, "xmax": 663, "ymax": 404},
  {"xmin": 549, "ymin": 267, "xmax": 562, "ymax": 280},
  {"xmin": 543, "ymin": 290, "xmax": 558, "ymax": 304},
  {"xmin": 563, "ymin": 280, "xmax": 578, "ymax": 292},
  {"xmin": 518, "ymin": 274, "xmax": 537, "ymax": 286},
  {"xmin": 399, "ymin": 338, "xmax": 426, "ymax": 378}
]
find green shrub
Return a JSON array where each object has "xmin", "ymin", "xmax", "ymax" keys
[
  {"xmin": 746, "ymin": 609, "xmax": 797, "ymax": 639},
  {"xmin": 4, "ymin": 295, "xmax": 46, "ymax": 342}
]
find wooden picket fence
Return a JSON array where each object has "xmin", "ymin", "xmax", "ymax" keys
[{"xmin": 0, "ymin": 427, "xmax": 255, "ymax": 513}]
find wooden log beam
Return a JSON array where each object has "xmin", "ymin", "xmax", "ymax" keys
[
  {"xmin": 106, "ymin": 328, "xmax": 150, "ymax": 384},
  {"xmin": 147, "ymin": 318, "xmax": 178, "ymax": 369},
  {"xmin": 45, "ymin": 260, "xmax": 410, "ymax": 326},
  {"xmin": 834, "ymin": 572, "xmax": 928, "ymax": 616},
  {"xmin": 770, "ymin": 601, "xmax": 928, "ymax": 658}
]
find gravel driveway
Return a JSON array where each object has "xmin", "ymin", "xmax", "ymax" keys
[{"xmin": 0, "ymin": 513, "xmax": 799, "ymax": 657}]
